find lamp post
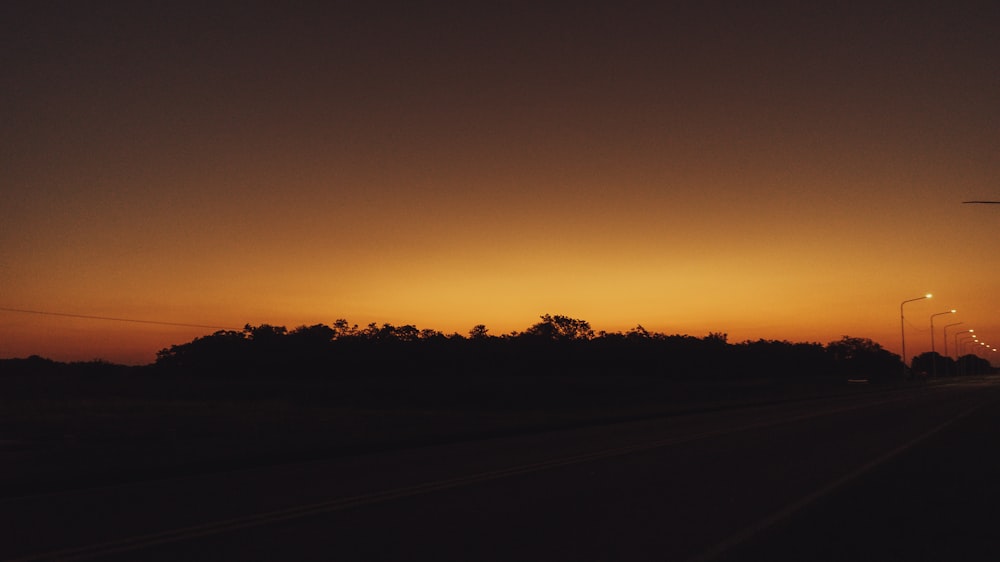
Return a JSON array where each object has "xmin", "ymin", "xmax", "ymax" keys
[
  {"xmin": 929, "ymin": 310, "xmax": 956, "ymax": 378},
  {"xmin": 970, "ymin": 335, "xmax": 980, "ymax": 353},
  {"xmin": 943, "ymin": 322, "xmax": 963, "ymax": 357},
  {"xmin": 969, "ymin": 340, "xmax": 986, "ymax": 374},
  {"xmin": 929, "ymin": 310, "xmax": 956, "ymax": 355},
  {"xmin": 955, "ymin": 329, "xmax": 974, "ymax": 360},
  {"xmin": 957, "ymin": 332, "xmax": 976, "ymax": 375},
  {"xmin": 960, "ymin": 335, "xmax": 978, "ymax": 356},
  {"xmin": 900, "ymin": 293, "xmax": 932, "ymax": 376},
  {"xmin": 942, "ymin": 322, "xmax": 963, "ymax": 376}
]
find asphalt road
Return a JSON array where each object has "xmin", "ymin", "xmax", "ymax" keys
[{"xmin": 4, "ymin": 378, "xmax": 999, "ymax": 561}]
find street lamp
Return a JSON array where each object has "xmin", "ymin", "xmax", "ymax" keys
[
  {"xmin": 929, "ymin": 310, "xmax": 956, "ymax": 378},
  {"xmin": 972, "ymin": 341, "xmax": 988, "ymax": 373},
  {"xmin": 955, "ymin": 330, "xmax": 979, "ymax": 375},
  {"xmin": 964, "ymin": 335, "xmax": 979, "ymax": 353},
  {"xmin": 900, "ymin": 293, "xmax": 932, "ymax": 374},
  {"xmin": 955, "ymin": 329, "xmax": 974, "ymax": 359},
  {"xmin": 943, "ymin": 322, "xmax": 964, "ymax": 357},
  {"xmin": 959, "ymin": 339, "xmax": 976, "ymax": 375},
  {"xmin": 942, "ymin": 322, "xmax": 964, "ymax": 376},
  {"xmin": 929, "ymin": 310, "xmax": 956, "ymax": 354},
  {"xmin": 968, "ymin": 340, "xmax": 982, "ymax": 355}
]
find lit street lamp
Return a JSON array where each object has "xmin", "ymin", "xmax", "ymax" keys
[
  {"xmin": 929, "ymin": 310, "xmax": 956, "ymax": 354},
  {"xmin": 955, "ymin": 330, "xmax": 979, "ymax": 375},
  {"xmin": 966, "ymin": 339, "xmax": 987, "ymax": 372},
  {"xmin": 900, "ymin": 293, "xmax": 932, "ymax": 374},
  {"xmin": 943, "ymin": 322, "xmax": 964, "ymax": 357},
  {"xmin": 955, "ymin": 329, "xmax": 974, "ymax": 359},
  {"xmin": 929, "ymin": 310, "xmax": 956, "ymax": 378},
  {"xmin": 963, "ymin": 335, "xmax": 979, "ymax": 354}
]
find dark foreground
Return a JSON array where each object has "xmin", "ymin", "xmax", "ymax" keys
[
  {"xmin": 0, "ymin": 371, "xmax": 873, "ymax": 498},
  {"xmin": 3, "ymin": 377, "xmax": 998, "ymax": 561}
]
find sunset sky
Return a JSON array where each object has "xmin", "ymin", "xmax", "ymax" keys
[{"xmin": 3, "ymin": 1, "xmax": 999, "ymax": 365}]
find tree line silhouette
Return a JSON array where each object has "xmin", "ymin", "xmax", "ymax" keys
[
  {"xmin": 910, "ymin": 350, "xmax": 994, "ymax": 378},
  {"xmin": 141, "ymin": 314, "xmax": 974, "ymax": 382},
  {"xmin": 2, "ymin": 314, "xmax": 993, "ymax": 381}
]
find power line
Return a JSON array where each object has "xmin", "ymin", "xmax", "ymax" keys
[
  {"xmin": 0, "ymin": 307, "xmax": 239, "ymax": 331},
  {"xmin": 962, "ymin": 201, "xmax": 1000, "ymax": 204}
]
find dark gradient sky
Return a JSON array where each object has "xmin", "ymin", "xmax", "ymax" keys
[{"xmin": 3, "ymin": 1, "xmax": 999, "ymax": 364}]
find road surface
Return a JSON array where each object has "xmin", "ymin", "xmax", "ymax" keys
[{"xmin": 3, "ymin": 378, "xmax": 999, "ymax": 561}]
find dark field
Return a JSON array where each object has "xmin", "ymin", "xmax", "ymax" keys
[{"xmin": 1, "ymin": 368, "xmax": 898, "ymax": 499}]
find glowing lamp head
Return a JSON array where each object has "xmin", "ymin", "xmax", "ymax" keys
[{"xmin": 925, "ymin": 293, "xmax": 933, "ymax": 299}]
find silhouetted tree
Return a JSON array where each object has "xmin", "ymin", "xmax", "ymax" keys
[
  {"xmin": 155, "ymin": 329, "xmax": 248, "ymax": 375},
  {"xmin": 955, "ymin": 354, "xmax": 994, "ymax": 376},
  {"xmin": 469, "ymin": 324, "xmax": 490, "ymax": 339},
  {"xmin": 420, "ymin": 328, "xmax": 445, "ymax": 340},
  {"xmin": 826, "ymin": 336, "xmax": 901, "ymax": 381},
  {"xmin": 524, "ymin": 314, "xmax": 594, "ymax": 341},
  {"xmin": 245, "ymin": 324, "xmax": 285, "ymax": 338},
  {"xmin": 290, "ymin": 324, "xmax": 335, "ymax": 345},
  {"xmin": 911, "ymin": 352, "xmax": 955, "ymax": 378},
  {"xmin": 705, "ymin": 332, "xmax": 728, "ymax": 344},
  {"xmin": 735, "ymin": 339, "xmax": 828, "ymax": 379},
  {"xmin": 0, "ymin": 355, "xmax": 62, "ymax": 376},
  {"xmin": 393, "ymin": 324, "xmax": 420, "ymax": 342},
  {"xmin": 331, "ymin": 318, "xmax": 359, "ymax": 339},
  {"xmin": 626, "ymin": 325, "xmax": 652, "ymax": 340},
  {"xmin": 147, "ymin": 315, "xmax": 941, "ymax": 383}
]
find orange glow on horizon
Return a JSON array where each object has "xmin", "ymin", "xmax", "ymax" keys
[{"xmin": 4, "ymin": 4, "xmax": 1000, "ymax": 365}]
